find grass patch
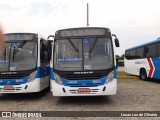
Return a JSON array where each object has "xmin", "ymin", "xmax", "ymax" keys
[
  {"xmin": 117, "ymin": 71, "xmax": 130, "ymax": 76},
  {"xmin": 117, "ymin": 71, "xmax": 139, "ymax": 79}
]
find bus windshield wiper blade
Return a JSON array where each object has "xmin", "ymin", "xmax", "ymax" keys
[
  {"xmin": 12, "ymin": 47, "xmax": 16, "ymax": 62},
  {"xmin": 17, "ymin": 41, "xmax": 26, "ymax": 48},
  {"xmin": 66, "ymin": 38, "xmax": 79, "ymax": 52},
  {"xmin": 13, "ymin": 41, "xmax": 26, "ymax": 55},
  {"xmin": 89, "ymin": 37, "xmax": 98, "ymax": 53},
  {"xmin": 3, "ymin": 47, "xmax": 6, "ymax": 61}
]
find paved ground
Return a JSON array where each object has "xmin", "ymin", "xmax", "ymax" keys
[
  {"xmin": 117, "ymin": 67, "xmax": 125, "ymax": 71},
  {"xmin": 0, "ymin": 78, "xmax": 160, "ymax": 120}
]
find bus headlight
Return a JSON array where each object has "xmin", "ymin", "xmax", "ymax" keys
[
  {"xmin": 27, "ymin": 71, "xmax": 37, "ymax": 83},
  {"xmin": 105, "ymin": 71, "xmax": 114, "ymax": 84},
  {"xmin": 54, "ymin": 73, "xmax": 63, "ymax": 85}
]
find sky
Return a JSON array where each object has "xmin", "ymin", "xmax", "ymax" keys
[{"xmin": 0, "ymin": 0, "xmax": 160, "ymax": 55}]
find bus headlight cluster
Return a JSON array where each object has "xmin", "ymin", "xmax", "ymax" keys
[
  {"xmin": 54, "ymin": 73, "xmax": 63, "ymax": 85},
  {"xmin": 105, "ymin": 71, "xmax": 114, "ymax": 84},
  {"xmin": 27, "ymin": 71, "xmax": 37, "ymax": 83}
]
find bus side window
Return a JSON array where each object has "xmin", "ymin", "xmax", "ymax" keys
[
  {"xmin": 130, "ymin": 49, "xmax": 136, "ymax": 59},
  {"xmin": 145, "ymin": 43, "xmax": 157, "ymax": 58},
  {"xmin": 125, "ymin": 50, "xmax": 130, "ymax": 59},
  {"xmin": 136, "ymin": 47, "xmax": 144, "ymax": 59},
  {"xmin": 40, "ymin": 39, "xmax": 49, "ymax": 64}
]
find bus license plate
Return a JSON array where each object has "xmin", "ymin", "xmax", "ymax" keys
[
  {"xmin": 3, "ymin": 86, "xmax": 14, "ymax": 90},
  {"xmin": 78, "ymin": 88, "xmax": 90, "ymax": 92}
]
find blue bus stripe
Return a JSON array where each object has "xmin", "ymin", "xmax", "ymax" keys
[{"xmin": 151, "ymin": 58, "xmax": 160, "ymax": 79}]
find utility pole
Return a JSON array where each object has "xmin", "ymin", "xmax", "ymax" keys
[{"xmin": 87, "ymin": 3, "xmax": 89, "ymax": 27}]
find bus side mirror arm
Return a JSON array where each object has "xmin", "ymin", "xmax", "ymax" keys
[
  {"xmin": 112, "ymin": 34, "xmax": 120, "ymax": 47},
  {"xmin": 47, "ymin": 35, "xmax": 54, "ymax": 41},
  {"xmin": 47, "ymin": 41, "xmax": 53, "ymax": 61},
  {"xmin": 47, "ymin": 35, "xmax": 54, "ymax": 61}
]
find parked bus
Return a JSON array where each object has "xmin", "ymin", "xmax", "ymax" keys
[
  {"xmin": 0, "ymin": 33, "xmax": 51, "ymax": 93},
  {"xmin": 125, "ymin": 37, "xmax": 160, "ymax": 80},
  {"xmin": 50, "ymin": 27, "xmax": 120, "ymax": 96}
]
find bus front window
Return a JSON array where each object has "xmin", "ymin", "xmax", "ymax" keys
[
  {"xmin": 0, "ymin": 42, "xmax": 37, "ymax": 71},
  {"xmin": 54, "ymin": 39, "xmax": 82, "ymax": 71},
  {"xmin": 84, "ymin": 38, "xmax": 113, "ymax": 70},
  {"xmin": 54, "ymin": 37, "xmax": 113, "ymax": 71}
]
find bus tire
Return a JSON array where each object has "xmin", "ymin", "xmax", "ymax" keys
[{"xmin": 140, "ymin": 69, "xmax": 147, "ymax": 80}]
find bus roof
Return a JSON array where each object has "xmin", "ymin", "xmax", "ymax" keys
[
  {"xmin": 126, "ymin": 37, "xmax": 160, "ymax": 51},
  {"xmin": 5, "ymin": 33, "xmax": 37, "ymax": 35},
  {"xmin": 55, "ymin": 27, "xmax": 111, "ymax": 38},
  {"xmin": 4, "ymin": 33, "xmax": 38, "ymax": 41}
]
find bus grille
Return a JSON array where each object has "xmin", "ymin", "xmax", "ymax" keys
[
  {"xmin": 63, "ymin": 74, "xmax": 104, "ymax": 80},
  {"xmin": 0, "ymin": 74, "xmax": 26, "ymax": 79},
  {"xmin": 69, "ymin": 89, "xmax": 99, "ymax": 95}
]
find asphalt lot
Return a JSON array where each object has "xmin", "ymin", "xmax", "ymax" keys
[{"xmin": 0, "ymin": 78, "xmax": 160, "ymax": 120}]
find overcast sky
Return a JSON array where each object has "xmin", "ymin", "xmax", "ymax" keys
[{"xmin": 0, "ymin": 0, "xmax": 160, "ymax": 55}]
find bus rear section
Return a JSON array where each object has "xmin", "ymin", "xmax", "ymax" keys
[
  {"xmin": 50, "ymin": 27, "xmax": 120, "ymax": 96},
  {"xmin": 125, "ymin": 37, "xmax": 160, "ymax": 80},
  {"xmin": 0, "ymin": 33, "xmax": 50, "ymax": 93}
]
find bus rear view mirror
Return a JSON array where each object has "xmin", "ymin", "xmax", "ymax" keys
[
  {"xmin": 112, "ymin": 34, "xmax": 120, "ymax": 47},
  {"xmin": 115, "ymin": 38, "xmax": 120, "ymax": 47}
]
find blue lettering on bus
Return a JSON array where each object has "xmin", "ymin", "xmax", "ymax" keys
[
  {"xmin": 58, "ymin": 58, "xmax": 82, "ymax": 62},
  {"xmin": 0, "ymin": 60, "xmax": 9, "ymax": 63},
  {"xmin": 135, "ymin": 61, "xmax": 146, "ymax": 64}
]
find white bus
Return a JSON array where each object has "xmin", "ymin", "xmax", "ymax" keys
[
  {"xmin": 50, "ymin": 27, "xmax": 120, "ymax": 96},
  {"xmin": 0, "ymin": 33, "xmax": 51, "ymax": 93},
  {"xmin": 125, "ymin": 37, "xmax": 160, "ymax": 80}
]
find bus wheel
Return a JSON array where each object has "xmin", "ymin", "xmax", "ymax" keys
[{"xmin": 140, "ymin": 69, "xmax": 147, "ymax": 80}]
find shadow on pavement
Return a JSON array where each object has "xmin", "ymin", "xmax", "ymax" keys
[
  {"xmin": 57, "ymin": 96, "xmax": 113, "ymax": 105},
  {"xmin": 145, "ymin": 78, "xmax": 160, "ymax": 84}
]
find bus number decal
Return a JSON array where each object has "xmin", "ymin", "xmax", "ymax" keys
[
  {"xmin": 9, "ymin": 67, "xmax": 16, "ymax": 71},
  {"xmin": 84, "ymin": 65, "xmax": 91, "ymax": 70},
  {"xmin": 135, "ymin": 61, "xmax": 147, "ymax": 64}
]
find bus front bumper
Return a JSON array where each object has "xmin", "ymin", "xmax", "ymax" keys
[
  {"xmin": 0, "ymin": 79, "xmax": 41, "ymax": 93},
  {"xmin": 50, "ymin": 79, "xmax": 117, "ymax": 96}
]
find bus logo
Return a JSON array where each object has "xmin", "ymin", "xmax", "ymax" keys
[
  {"xmin": 84, "ymin": 65, "xmax": 91, "ymax": 70},
  {"xmin": 74, "ymin": 71, "xmax": 93, "ymax": 74},
  {"xmin": 68, "ymin": 81, "xmax": 77, "ymax": 84},
  {"xmin": 2, "ymin": 112, "xmax": 11, "ymax": 118}
]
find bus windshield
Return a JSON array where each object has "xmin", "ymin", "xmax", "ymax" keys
[
  {"xmin": 54, "ymin": 37, "xmax": 113, "ymax": 71},
  {"xmin": 0, "ymin": 41, "xmax": 37, "ymax": 71}
]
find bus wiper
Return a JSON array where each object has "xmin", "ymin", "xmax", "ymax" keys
[
  {"xmin": 89, "ymin": 37, "xmax": 98, "ymax": 53},
  {"xmin": 3, "ymin": 47, "xmax": 6, "ymax": 62},
  {"xmin": 12, "ymin": 46, "xmax": 16, "ymax": 62},
  {"xmin": 12, "ymin": 41, "xmax": 27, "ymax": 62},
  {"xmin": 17, "ymin": 41, "xmax": 26, "ymax": 48},
  {"xmin": 66, "ymin": 38, "xmax": 79, "ymax": 52},
  {"xmin": 14, "ymin": 41, "xmax": 26, "ymax": 55}
]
